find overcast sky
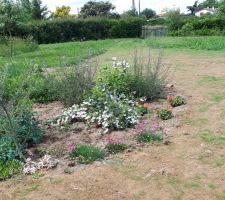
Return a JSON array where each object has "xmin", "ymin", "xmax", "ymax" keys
[{"xmin": 42, "ymin": 0, "xmax": 203, "ymax": 14}]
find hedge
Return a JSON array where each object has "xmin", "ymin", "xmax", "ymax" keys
[{"xmin": 1, "ymin": 17, "xmax": 145, "ymax": 44}]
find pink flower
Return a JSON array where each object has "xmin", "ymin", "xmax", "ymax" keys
[
  {"xmin": 135, "ymin": 123, "xmax": 146, "ymax": 134},
  {"xmin": 167, "ymin": 105, "xmax": 173, "ymax": 110},
  {"xmin": 66, "ymin": 143, "xmax": 76, "ymax": 152},
  {"xmin": 167, "ymin": 96, "xmax": 173, "ymax": 101}
]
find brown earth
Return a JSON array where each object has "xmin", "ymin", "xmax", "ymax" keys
[{"xmin": 1, "ymin": 49, "xmax": 225, "ymax": 200}]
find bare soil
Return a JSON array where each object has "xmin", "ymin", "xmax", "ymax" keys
[{"xmin": 1, "ymin": 50, "xmax": 225, "ymax": 200}]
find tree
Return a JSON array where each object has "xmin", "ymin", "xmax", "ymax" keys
[
  {"xmin": 187, "ymin": 1, "xmax": 199, "ymax": 15},
  {"xmin": 219, "ymin": 0, "xmax": 225, "ymax": 14},
  {"xmin": 122, "ymin": 8, "xmax": 138, "ymax": 17},
  {"xmin": 31, "ymin": 0, "xmax": 48, "ymax": 20},
  {"xmin": 140, "ymin": 8, "xmax": 156, "ymax": 19},
  {"xmin": 0, "ymin": 0, "xmax": 21, "ymax": 35},
  {"xmin": 52, "ymin": 5, "xmax": 74, "ymax": 18},
  {"xmin": 199, "ymin": 0, "xmax": 219, "ymax": 8},
  {"xmin": 80, "ymin": 1, "xmax": 115, "ymax": 18},
  {"xmin": 166, "ymin": 9, "xmax": 185, "ymax": 32}
]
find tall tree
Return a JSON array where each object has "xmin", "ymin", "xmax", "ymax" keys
[
  {"xmin": 140, "ymin": 8, "xmax": 156, "ymax": 19},
  {"xmin": 187, "ymin": 1, "xmax": 199, "ymax": 15},
  {"xmin": 80, "ymin": 1, "xmax": 115, "ymax": 18},
  {"xmin": 219, "ymin": 0, "xmax": 225, "ymax": 14},
  {"xmin": 122, "ymin": 8, "xmax": 138, "ymax": 17},
  {"xmin": 52, "ymin": 5, "xmax": 74, "ymax": 18},
  {"xmin": 199, "ymin": 0, "xmax": 219, "ymax": 8},
  {"xmin": 31, "ymin": 0, "xmax": 48, "ymax": 20}
]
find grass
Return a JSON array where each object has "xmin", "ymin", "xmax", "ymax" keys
[
  {"xmin": 200, "ymin": 129, "xmax": 225, "ymax": 146},
  {"xmin": 146, "ymin": 36, "xmax": 225, "ymax": 51}
]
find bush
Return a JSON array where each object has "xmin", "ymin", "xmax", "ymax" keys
[
  {"xmin": 158, "ymin": 109, "xmax": 172, "ymax": 120},
  {"xmin": 69, "ymin": 145, "xmax": 105, "ymax": 164},
  {"xmin": 4, "ymin": 17, "xmax": 144, "ymax": 44},
  {"xmin": 106, "ymin": 143, "xmax": 128, "ymax": 154},
  {"xmin": 0, "ymin": 137, "xmax": 19, "ymax": 162},
  {"xmin": 0, "ymin": 67, "xmax": 42, "ymax": 160},
  {"xmin": 0, "ymin": 159, "xmax": 23, "ymax": 181}
]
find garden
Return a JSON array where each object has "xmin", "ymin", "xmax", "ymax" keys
[{"xmin": 0, "ymin": 33, "xmax": 191, "ymax": 181}]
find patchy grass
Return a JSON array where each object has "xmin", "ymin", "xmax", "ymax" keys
[
  {"xmin": 200, "ymin": 129, "xmax": 225, "ymax": 146},
  {"xmin": 146, "ymin": 36, "xmax": 225, "ymax": 51},
  {"xmin": 198, "ymin": 76, "xmax": 225, "ymax": 86}
]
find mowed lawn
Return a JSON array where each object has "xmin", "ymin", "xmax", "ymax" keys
[{"xmin": 1, "ymin": 37, "xmax": 225, "ymax": 200}]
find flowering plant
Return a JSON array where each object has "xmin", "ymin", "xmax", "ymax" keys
[
  {"xmin": 135, "ymin": 122, "xmax": 169, "ymax": 143},
  {"xmin": 158, "ymin": 109, "xmax": 173, "ymax": 120},
  {"xmin": 167, "ymin": 95, "xmax": 186, "ymax": 107}
]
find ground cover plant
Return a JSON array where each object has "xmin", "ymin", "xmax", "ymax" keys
[
  {"xmin": 69, "ymin": 145, "xmax": 105, "ymax": 164},
  {"xmin": 135, "ymin": 122, "xmax": 168, "ymax": 144},
  {"xmin": 167, "ymin": 95, "xmax": 186, "ymax": 107},
  {"xmin": 158, "ymin": 108, "xmax": 173, "ymax": 120}
]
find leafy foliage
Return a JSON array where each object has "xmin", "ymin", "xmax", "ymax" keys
[
  {"xmin": 80, "ymin": 1, "xmax": 116, "ymax": 18},
  {"xmin": 158, "ymin": 109, "xmax": 173, "ymax": 120},
  {"xmin": 140, "ymin": 8, "xmax": 156, "ymax": 19},
  {"xmin": 137, "ymin": 132, "xmax": 163, "ymax": 143},
  {"xmin": 0, "ymin": 159, "xmax": 22, "ymax": 180},
  {"xmin": 167, "ymin": 96, "xmax": 186, "ymax": 107},
  {"xmin": 69, "ymin": 145, "xmax": 105, "ymax": 164},
  {"xmin": 0, "ymin": 67, "xmax": 42, "ymax": 161}
]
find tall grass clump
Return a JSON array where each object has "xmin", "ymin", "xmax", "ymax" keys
[
  {"xmin": 0, "ymin": 36, "xmax": 38, "ymax": 57},
  {"xmin": 128, "ymin": 49, "xmax": 168, "ymax": 100},
  {"xmin": 30, "ymin": 56, "xmax": 98, "ymax": 106}
]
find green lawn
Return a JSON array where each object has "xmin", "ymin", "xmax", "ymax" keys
[{"xmin": 1, "ymin": 36, "xmax": 225, "ymax": 70}]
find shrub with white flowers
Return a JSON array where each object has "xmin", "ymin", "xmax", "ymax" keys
[{"xmin": 52, "ymin": 58, "xmax": 146, "ymax": 134}]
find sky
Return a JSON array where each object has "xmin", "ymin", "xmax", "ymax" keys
[{"xmin": 42, "ymin": 0, "xmax": 203, "ymax": 14}]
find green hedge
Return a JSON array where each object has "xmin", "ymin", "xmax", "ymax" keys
[
  {"xmin": 2, "ymin": 17, "xmax": 144, "ymax": 44},
  {"xmin": 169, "ymin": 15, "xmax": 225, "ymax": 36}
]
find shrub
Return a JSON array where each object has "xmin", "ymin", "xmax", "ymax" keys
[
  {"xmin": 137, "ymin": 132, "xmax": 163, "ymax": 143},
  {"xmin": 106, "ymin": 143, "xmax": 128, "ymax": 154},
  {"xmin": 0, "ymin": 159, "xmax": 23, "ymax": 181},
  {"xmin": 6, "ymin": 17, "xmax": 144, "ymax": 44},
  {"xmin": 0, "ymin": 137, "xmax": 19, "ymax": 162},
  {"xmin": 0, "ymin": 67, "xmax": 42, "ymax": 161},
  {"xmin": 158, "ymin": 109, "xmax": 172, "ymax": 120},
  {"xmin": 69, "ymin": 145, "xmax": 105, "ymax": 164},
  {"xmin": 167, "ymin": 95, "xmax": 186, "ymax": 107}
]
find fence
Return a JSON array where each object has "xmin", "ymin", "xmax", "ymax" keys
[{"xmin": 142, "ymin": 26, "xmax": 168, "ymax": 38}]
